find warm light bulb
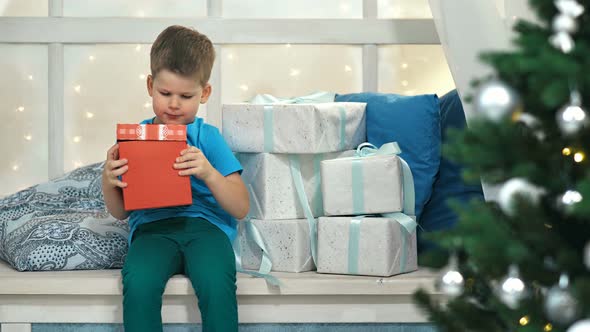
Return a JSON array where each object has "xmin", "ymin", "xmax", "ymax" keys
[
  {"xmin": 144, "ymin": 102, "xmax": 151, "ymax": 108},
  {"xmin": 135, "ymin": 45, "xmax": 141, "ymax": 52},
  {"xmin": 73, "ymin": 136, "xmax": 82, "ymax": 143},
  {"xmin": 401, "ymin": 63, "xmax": 408, "ymax": 69},
  {"xmin": 24, "ymin": 135, "xmax": 32, "ymax": 141},
  {"xmin": 574, "ymin": 152, "xmax": 585, "ymax": 162},
  {"xmin": 89, "ymin": 55, "xmax": 95, "ymax": 61},
  {"xmin": 239, "ymin": 84, "xmax": 249, "ymax": 91},
  {"xmin": 344, "ymin": 65, "xmax": 352, "ymax": 72},
  {"xmin": 86, "ymin": 112, "xmax": 94, "ymax": 119},
  {"xmin": 285, "ymin": 43, "xmax": 291, "ymax": 48},
  {"xmin": 28, "ymin": 75, "xmax": 34, "ymax": 80},
  {"xmin": 562, "ymin": 147, "xmax": 572, "ymax": 156},
  {"xmin": 519, "ymin": 316, "xmax": 530, "ymax": 326},
  {"xmin": 74, "ymin": 85, "xmax": 81, "ymax": 93},
  {"xmin": 544, "ymin": 323, "xmax": 553, "ymax": 331},
  {"xmin": 16, "ymin": 106, "xmax": 25, "ymax": 112},
  {"xmin": 290, "ymin": 69, "xmax": 301, "ymax": 76},
  {"xmin": 139, "ymin": 74, "xmax": 146, "ymax": 80},
  {"xmin": 401, "ymin": 80, "xmax": 409, "ymax": 87},
  {"xmin": 12, "ymin": 164, "xmax": 19, "ymax": 171}
]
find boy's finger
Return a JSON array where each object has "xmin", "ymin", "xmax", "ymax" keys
[
  {"xmin": 114, "ymin": 180, "xmax": 128, "ymax": 188},
  {"xmin": 181, "ymin": 146, "xmax": 201, "ymax": 155},
  {"xmin": 112, "ymin": 165, "xmax": 128, "ymax": 176}
]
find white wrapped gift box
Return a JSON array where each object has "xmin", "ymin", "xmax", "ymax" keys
[
  {"xmin": 320, "ymin": 154, "xmax": 403, "ymax": 216},
  {"xmin": 222, "ymin": 102, "xmax": 366, "ymax": 153},
  {"xmin": 236, "ymin": 150, "xmax": 355, "ymax": 220},
  {"xmin": 316, "ymin": 215, "xmax": 418, "ymax": 277},
  {"xmin": 237, "ymin": 219, "xmax": 314, "ymax": 273}
]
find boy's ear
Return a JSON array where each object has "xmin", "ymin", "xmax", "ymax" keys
[
  {"xmin": 200, "ymin": 83, "xmax": 212, "ymax": 104},
  {"xmin": 147, "ymin": 75, "xmax": 154, "ymax": 97}
]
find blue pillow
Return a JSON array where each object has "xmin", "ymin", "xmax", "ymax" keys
[
  {"xmin": 335, "ymin": 92, "xmax": 441, "ymax": 222},
  {"xmin": 419, "ymin": 90, "xmax": 485, "ymax": 250}
]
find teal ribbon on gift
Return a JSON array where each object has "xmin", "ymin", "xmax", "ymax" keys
[
  {"xmin": 288, "ymin": 155, "xmax": 319, "ymax": 265},
  {"xmin": 350, "ymin": 142, "xmax": 415, "ymax": 216},
  {"xmin": 347, "ymin": 216, "xmax": 363, "ymax": 274},
  {"xmin": 347, "ymin": 142, "xmax": 418, "ymax": 274},
  {"xmin": 249, "ymin": 91, "xmax": 336, "ymax": 104},
  {"xmin": 233, "ymin": 218, "xmax": 281, "ymax": 286},
  {"xmin": 252, "ymin": 92, "xmax": 347, "ymax": 153},
  {"xmin": 263, "ymin": 105, "xmax": 274, "ymax": 153},
  {"xmin": 346, "ymin": 212, "xmax": 416, "ymax": 274}
]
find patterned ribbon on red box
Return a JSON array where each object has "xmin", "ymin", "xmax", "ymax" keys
[{"xmin": 117, "ymin": 124, "xmax": 187, "ymax": 141}]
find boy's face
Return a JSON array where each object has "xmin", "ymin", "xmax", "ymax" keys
[{"xmin": 147, "ymin": 69, "xmax": 211, "ymax": 125}]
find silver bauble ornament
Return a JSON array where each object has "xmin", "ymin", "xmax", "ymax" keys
[
  {"xmin": 557, "ymin": 189, "xmax": 583, "ymax": 212},
  {"xmin": 436, "ymin": 253, "xmax": 464, "ymax": 298},
  {"xmin": 553, "ymin": 13, "xmax": 578, "ymax": 33},
  {"xmin": 498, "ymin": 178, "xmax": 545, "ymax": 216},
  {"xmin": 550, "ymin": 31, "xmax": 575, "ymax": 53},
  {"xmin": 474, "ymin": 80, "xmax": 520, "ymax": 122},
  {"xmin": 545, "ymin": 274, "xmax": 580, "ymax": 325},
  {"xmin": 556, "ymin": 0, "xmax": 585, "ymax": 18},
  {"xmin": 584, "ymin": 241, "xmax": 590, "ymax": 270},
  {"xmin": 556, "ymin": 100, "xmax": 588, "ymax": 136},
  {"xmin": 496, "ymin": 265, "xmax": 528, "ymax": 309},
  {"xmin": 567, "ymin": 319, "xmax": 590, "ymax": 332}
]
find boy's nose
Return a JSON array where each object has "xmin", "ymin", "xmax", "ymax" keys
[{"xmin": 169, "ymin": 97, "xmax": 180, "ymax": 109}]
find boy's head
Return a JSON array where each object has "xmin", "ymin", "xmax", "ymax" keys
[
  {"xmin": 150, "ymin": 25, "xmax": 215, "ymax": 86},
  {"xmin": 147, "ymin": 25, "xmax": 215, "ymax": 125}
]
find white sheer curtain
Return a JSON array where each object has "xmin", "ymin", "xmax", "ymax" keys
[
  {"xmin": 428, "ymin": 0, "xmax": 538, "ymax": 121},
  {"xmin": 427, "ymin": 0, "xmax": 538, "ymax": 201}
]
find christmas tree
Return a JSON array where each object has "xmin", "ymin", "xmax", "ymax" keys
[{"xmin": 414, "ymin": 0, "xmax": 590, "ymax": 331}]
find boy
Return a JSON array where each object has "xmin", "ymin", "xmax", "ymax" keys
[{"xmin": 102, "ymin": 25, "xmax": 249, "ymax": 332}]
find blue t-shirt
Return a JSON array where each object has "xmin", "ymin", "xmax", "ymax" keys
[{"xmin": 127, "ymin": 117, "xmax": 243, "ymax": 245}]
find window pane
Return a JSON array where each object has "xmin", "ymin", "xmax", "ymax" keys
[
  {"xmin": 378, "ymin": 0, "xmax": 432, "ymax": 18},
  {"xmin": 378, "ymin": 45, "xmax": 455, "ymax": 96},
  {"xmin": 63, "ymin": 0, "xmax": 206, "ymax": 17},
  {"xmin": 64, "ymin": 44, "xmax": 208, "ymax": 172},
  {"xmin": 0, "ymin": 0, "xmax": 47, "ymax": 16},
  {"xmin": 221, "ymin": 45, "xmax": 362, "ymax": 103},
  {"xmin": 0, "ymin": 44, "xmax": 48, "ymax": 196},
  {"xmin": 222, "ymin": 0, "xmax": 362, "ymax": 18}
]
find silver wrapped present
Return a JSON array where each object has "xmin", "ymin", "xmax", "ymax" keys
[
  {"xmin": 321, "ymin": 154, "xmax": 404, "ymax": 216},
  {"xmin": 317, "ymin": 215, "xmax": 418, "ymax": 277},
  {"xmin": 222, "ymin": 102, "xmax": 366, "ymax": 153}
]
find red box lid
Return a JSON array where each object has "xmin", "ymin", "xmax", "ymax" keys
[{"xmin": 117, "ymin": 124, "xmax": 187, "ymax": 141}]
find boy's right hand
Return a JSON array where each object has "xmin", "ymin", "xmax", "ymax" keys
[{"xmin": 103, "ymin": 144, "xmax": 128, "ymax": 189}]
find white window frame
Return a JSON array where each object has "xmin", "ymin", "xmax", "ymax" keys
[{"xmin": 0, "ymin": 0, "xmax": 439, "ymax": 179}]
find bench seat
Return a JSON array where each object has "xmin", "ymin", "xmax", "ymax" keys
[{"xmin": 0, "ymin": 260, "xmax": 441, "ymax": 330}]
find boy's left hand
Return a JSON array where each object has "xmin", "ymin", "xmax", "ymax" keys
[{"xmin": 174, "ymin": 145, "xmax": 215, "ymax": 181}]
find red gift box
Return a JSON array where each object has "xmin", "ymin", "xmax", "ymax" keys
[{"xmin": 117, "ymin": 124, "xmax": 192, "ymax": 211}]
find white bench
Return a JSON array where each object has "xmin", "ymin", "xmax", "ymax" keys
[{"xmin": 0, "ymin": 260, "xmax": 440, "ymax": 332}]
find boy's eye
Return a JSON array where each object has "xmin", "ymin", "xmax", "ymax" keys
[
  {"xmin": 182, "ymin": 95, "xmax": 194, "ymax": 99},
  {"xmin": 159, "ymin": 91, "xmax": 170, "ymax": 96}
]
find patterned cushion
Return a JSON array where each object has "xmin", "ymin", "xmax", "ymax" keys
[{"xmin": 0, "ymin": 162, "xmax": 129, "ymax": 271}]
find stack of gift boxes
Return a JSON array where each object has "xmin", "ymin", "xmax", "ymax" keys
[{"xmin": 222, "ymin": 101, "xmax": 417, "ymax": 277}]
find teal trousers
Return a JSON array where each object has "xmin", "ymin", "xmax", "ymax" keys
[{"xmin": 122, "ymin": 217, "xmax": 238, "ymax": 332}]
